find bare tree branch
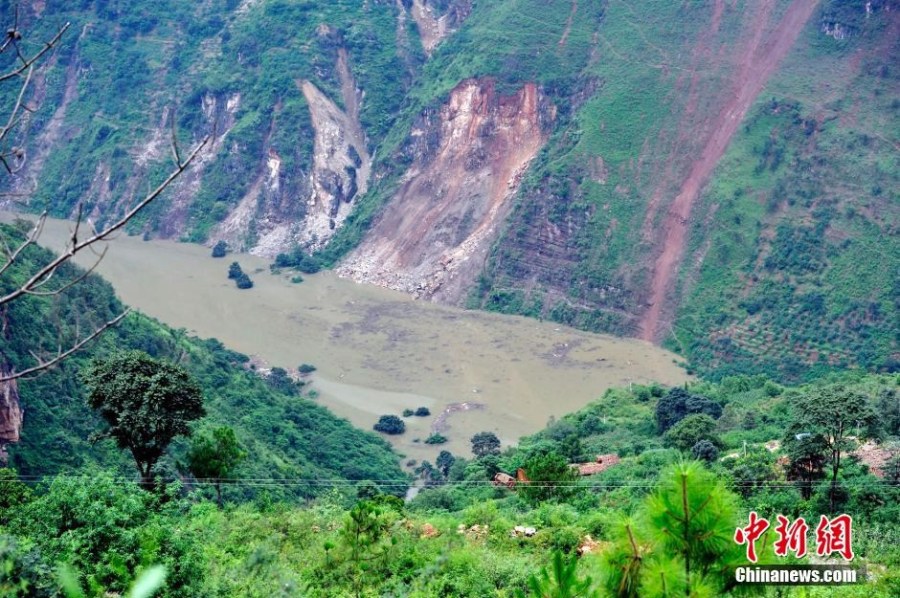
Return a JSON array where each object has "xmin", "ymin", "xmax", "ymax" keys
[
  {"xmin": 0, "ymin": 10, "xmax": 207, "ymax": 382},
  {"xmin": 0, "ymin": 209, "xmax": 46, "ymax": 278},
  {"xmin": 0, "ymin": 21, "xmax": 69, "ymax": 83},
  {"xmin": 0, "ymin": 133, "xmax": 209, "ymax": 309},
  {"xmin": 0, "ymin": 308, "xmax": 131, "ymax": 382}
]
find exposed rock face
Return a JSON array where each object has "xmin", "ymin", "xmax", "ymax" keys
[
  {"xmin": 0, "ymin": 376, "xmax": 22, "ymax": 446},
  {"xmin": 296, "ymin": 74, "xmax": 371, "ymax": 251},
  {"xmin": 211, "ymin": 49, "xmax": 369, "ymax": 256},
  {"xmin": 408, "ymin": 0, "xmax": 472, "ymax": 55},
  {"xmin": 338, "ymin": 79, "xmax": 553, "ymax": 302}
]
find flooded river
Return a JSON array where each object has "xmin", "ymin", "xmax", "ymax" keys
[{"xmin": 3, "ymin": 213, "xmax": 690, "ymax": 462}]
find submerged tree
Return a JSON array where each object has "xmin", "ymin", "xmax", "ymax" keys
[
  {"xmin": 373, "ymin": 415, "xmax": 405, "ymax": 435},
  {"xmin": 211, "ymin": 240, "xmax": 228, "ymax": 258},
  {"xmin": 83, "ymin": 350, "xmax": 205, "ymax": 487}
]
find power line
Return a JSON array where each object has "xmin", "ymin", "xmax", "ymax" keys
[{"xmin": 3, "ymin": 475, "xmax": 897, "ymax": 490}]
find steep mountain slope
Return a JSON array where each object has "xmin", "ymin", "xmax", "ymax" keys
[
  {"xmin": 3, "ymin": 0, "xmax": 897, "ymax": 382},
  {"xmin": 464, "ymin": 0, "xmax": 898, "ymax": 381},
  {"xmin": 0, "ymin": 222, "xmax": 405, "ymax": 496}
]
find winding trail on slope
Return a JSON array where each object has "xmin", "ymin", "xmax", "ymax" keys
[{"xmin": 639, "ymin": 0, "xmax": 819, "ymax": 342}]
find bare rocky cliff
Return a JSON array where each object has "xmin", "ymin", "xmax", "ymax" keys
[
  {"xmin": 337, "ymin": 79, "xmax": 554, "ymax": 302},
  {"xmin": 0, "ymin": 376, "xmax": 22, "ymax": 460},
  {"xmin": 407, "ymin": 0, "xmax": 472, "ymax": 54},
  {"xmin": 203, "ymin": 44, "xmax": 371, "ymax": 256}
]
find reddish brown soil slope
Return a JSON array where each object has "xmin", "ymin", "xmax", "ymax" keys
[
  {"xmin": 338, "ymin": 79, "xmax": 553, "ymax": 302},
  {"xmin": 639, "ymin": 0, "xmax": 819, "ymax": 342}
]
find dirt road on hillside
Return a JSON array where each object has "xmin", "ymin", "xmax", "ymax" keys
[{"xmin": 639, "ymin": 0, "xmax": 819, "ymax": 342}]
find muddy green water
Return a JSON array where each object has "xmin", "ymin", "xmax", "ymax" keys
[{"xmin": 3, "ymin": 213, "xmax": 690, "ymax": 462}]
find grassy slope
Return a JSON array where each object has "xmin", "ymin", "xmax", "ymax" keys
[
  {"xmin": 671, "ymin": 1, "xmax": 899, "ymax": 381},
  {"xmin": 470, "ymin": 0, "xmax": 732, "ymax": 330},
  {"xmin": 469, "ymin": 0, "xmax": 897, "ymax": 382},
  {"xmin": 1, "ymin": 223, "xmax": 405, "ymax": 498}
]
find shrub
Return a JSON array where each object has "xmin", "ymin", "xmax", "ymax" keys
[
  {"xmin": 691, "ymin": 439, "xmax": 720, "ymax": 463},
  {"xmin": 272, "ymin": 246, "xmax": 321, "ymax": 273},
  {"xmin": 415, "ymin": 407, "xmax": 431, "ymax": 416},
  {"xmin": 424, "ymin": 434, "xmax": 447, "ymax": 445},
  {"xmin": 374, "ymin": 415, "xmax": 405, "ymax": 435},
  {"xmin": 297, "ymin": 364, "xmax": 317, "ymax": 375}
]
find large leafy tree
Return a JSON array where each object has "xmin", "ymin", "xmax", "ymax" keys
[
  {"xmin": 785, "ymin": 384, "xmax": 879, "ymax": 511},
  {"xmin": 470, "ymin": 431, "xmax": 501, "ymax": 458},
  {"xmin": 83, "ymin": 351, "xmax": 205, "ymax": 486},
  {"xmin": 663, "ymin": 414, "xmax": 721, "ymax": 452},
  {"xmin": 655, "ymin": 387, "xmax": 722, "ymax": 433}
]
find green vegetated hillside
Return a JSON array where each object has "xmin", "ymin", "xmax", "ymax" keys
[
  {"xmin": 3, "ymin": 360, "xmax": 899, "ymax": 595},
  {"xmin": 0, "ymin": 221, "xmax": 405, "ymax": 498},
  {"xmin": 5, "ymin": 0, "xmax": 897, "ymax": 382},
  {"xmin": 469, "ymin": 0, "xmax": 899, "ymax": 382},
  {"xmin": 671, "ymin": 3, "xmax": 900, "ymax": 381}
]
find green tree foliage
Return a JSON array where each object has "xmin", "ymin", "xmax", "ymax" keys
[
  {"xmin": 336, "ymin": 501, "xmax": 395, "ymax": 598},
  {"xmin": 435, "ymin": 451, "xmax": 455, "ymax": 478},
  {"xmin": 786, "ymin": 384, "xmax": 879, "ymax": 511},
  {"xmin": 664, "ymin": 414, "xmax": 721, "ymax": 452},
  {"xmin": 211, "ymin": 241, "xmax": 227, "ymax": 258},
  {"xmin": 265, "ymin": 367, "xmax": 299, "ymax": 396},
  {"xmin": 517, "ymin": 550, "xmax": 596, "ymax": 598},
  {"xmin": 273, "ymin": 247, "xmax": 321, "ymax": 274},
  {"xmin": 783, "ymin": 433, "xmax": 827, "ymax": 501},
  {"xmin": 185, "ymin": 426, "xmax": 246, "ymax": 506},
  {"xmin": 691, "ymin": 439, "xmax": 719, "ymax": 463},
  {"xmin": 603, "ymin": 462, "xmax": 744, "ymax": 597},
  {"xmin": 373, "ymin": 415, "xmax": 405, "ymax": 435},
  {"xmin": 655, "ymin": 387, "xmax": 722, "ymax": 433},
  {"xmin": 424, "ymin": 433, "xmax": 447, "ymax": 445},
  {"xmin": 83, "ymin": 351, "xmax": 205, "ymax": 486},
  {"xmin": 519, "ymin": 451, "xmax": 579, "ymax": 506},
  {"xmin": 722, "ymin": 448, "xmax": 779, "ymax": 498},
  {"xmin": 6, "ymin": 475, "xmax": 201, "ymax": 597},
  {"xmin": 471, "ymin": 431, "xmax": 501, "ymax": 458},
  {"xmin": 0, "ymin": 469, "xmax": 32, "ymax": 524}
]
